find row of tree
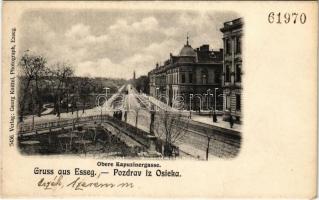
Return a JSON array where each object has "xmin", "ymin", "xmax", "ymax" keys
[
  {"xmin": 18, "ymin": 51, "xmax": 126, "ymax": 122},
  {"xmin": 132, "ymin": 75, "xmax": 149, "ymax": 94}
]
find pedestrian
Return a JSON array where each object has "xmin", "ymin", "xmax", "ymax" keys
[
  {"xmin": 229, "ymin": 115, "xmax": 234, "ymax": 128},
  {"xmin": 213, "ymin": 111, "xmax": 217, "ymax": 122},
  {"xmin": 124, "ymin": 111, "xmax": 128, "ymax": 122},
  {"xmin": 119, "ymin": 110, "xmax": 123, "ymax": 120}
]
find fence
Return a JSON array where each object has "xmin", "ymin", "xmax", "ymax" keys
[{"xmin": 18, "ymin": 114, "xmax": 110, "ymax": 133}]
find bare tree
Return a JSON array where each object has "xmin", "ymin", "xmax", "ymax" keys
[
  {"xmin": 47, "ymin": 62, "xmax": 74, "ymax": 117},
  {"xmin": 18, "ymin": 51, "xmax": 46, "ymax": 122},
  {"xmin": 154, "ymin": 110, "xmax": 189, "ymax": 157},
  {"xmin": 77, "ymin": 77, "xmax": 91, "ymax": 114}
]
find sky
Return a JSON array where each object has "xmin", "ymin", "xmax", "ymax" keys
[{"xmin": 19, "ymin": 10, "xmax": 239, "ymax": 79}]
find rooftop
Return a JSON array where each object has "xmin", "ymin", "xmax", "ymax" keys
[{"xmin": 220, "ymin": 18, "xmax": 243, "ymax": 32}]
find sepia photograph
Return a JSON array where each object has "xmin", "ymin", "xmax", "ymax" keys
[
  {"xmin": 1, "ymin": 1, "xmax": 317, "ymax": 198},
  {"xmin": 16, "ymin": 9, "xmax": 243, "ymax": 159}
]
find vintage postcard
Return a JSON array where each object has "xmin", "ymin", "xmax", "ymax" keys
[{"xmin": 1, "ymin": 1, "xmax": 317, "ymax": 198}]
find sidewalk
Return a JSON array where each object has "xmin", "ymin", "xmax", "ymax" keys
[
  {"xmin": 22, "ymin": 87, "xmax": 125, "ymax": 124},
  {"xmin": 191, "ymin": 115, "xmax": 241, "ymax": 132}
]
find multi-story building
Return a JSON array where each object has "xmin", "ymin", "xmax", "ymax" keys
[
  {"xmin": 220, "ymin": 18, "xmax": 243, "ymax": 123},
  {"xmin": 148, "ymin": 37, "xmax": 223, "ymax": 111}
]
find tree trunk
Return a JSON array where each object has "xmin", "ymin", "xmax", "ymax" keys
[
  {"xmin": 66, "ymin": 94, "xmax": 69, "ymax": 113},
  {"xmin": 19, "ymin": 79, "xmax": 32, "ymax": 122},
  {"xmin": 37, "ymin": 102, "xmax": 42, "ymax": 117},
  {"xmin": 35, "ymin": 76, "xmax": 42, "ymax": 117},
  {"xmin": 18, "ymin": 105, "xmax": 23, "ymax": 122},
  {"xmin": 56, "ymin": 96, "xmax": 61, "ymax": 117}
]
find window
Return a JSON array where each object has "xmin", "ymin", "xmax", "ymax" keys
[
  {"xmin": 236, "ymin": 94, "xmax": 241, "ymax": 111},
  {"xmin": 226, "ymin": 95, "xmax": 231, "ymax": 110},
  {"xmin": 181, "ymin": 73, "xmax": 185, "ymax": 83},
  {"xmin": 225, "ymin": 65, "xmax": 231, "ymax": 82},
  {"xmin": 189, "ymin": 73, "xmax": 193, "ymax": 83},
  {"xmin": 236, "ymin": 37, "xmax": 241, "ymax": 54},
  {"xmin": 214, "ymin": 70, "xmax": 221, "ymax": 84},
  {"xmin": 226, "ymin": 39, "xmax": 232, "ymax": 54},
  {"xmin": 175, "ymin": 72, "xmax": 178, "ymax": 84},
  {"xmin": 201, "ymin": 70, "xmax": 208, "ymax": 84},
  {"xmin": 236, "ymin": 64, "xmax": 241, "ymax": 82}
]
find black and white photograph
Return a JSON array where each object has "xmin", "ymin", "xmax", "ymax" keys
[
  {"xmin": 2, "ymin": 1, "xmax": 317, "ymax": 198},
  {"xmin": 17, "ymin": 9, "xmax": 243, "ymax": 160}
]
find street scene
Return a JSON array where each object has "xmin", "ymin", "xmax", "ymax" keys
[{"xmin": 17, "ymin": 10, "xmax": 243, "ymax": 160}]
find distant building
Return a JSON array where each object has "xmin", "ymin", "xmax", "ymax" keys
[
  {"xmin": 148, "ymin": 36, "xmax": 223, "ymax": 111},
  {"xmin": 220, "ymin": 18, "xmax": 243, "ymax": 123}
]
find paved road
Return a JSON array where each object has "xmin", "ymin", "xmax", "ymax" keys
[{"xmin": 123, "ymin": 84, "xmax": 241, "ymax": 159}]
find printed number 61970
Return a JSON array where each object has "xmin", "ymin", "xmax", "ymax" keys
[{"xmin": 268, "ymin": 12, "xmax": 306, "ymax": 24}]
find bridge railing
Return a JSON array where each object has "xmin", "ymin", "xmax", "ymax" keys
[{"xmin": 18, "ymin": 114, "xmax": 110, "ymax": 133}]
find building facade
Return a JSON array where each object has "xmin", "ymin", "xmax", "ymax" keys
[
  {"xmin": 148, "ymin": 38, "xmax": 223, "ymax": 111},
  {"xmin": 220, "ymin": 18, "xmax": 243, "ymax": 123}
]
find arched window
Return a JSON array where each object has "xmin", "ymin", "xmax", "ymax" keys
[{"xmin": 201, "ymin": 69, "xmax": 208, "ymax": 84}]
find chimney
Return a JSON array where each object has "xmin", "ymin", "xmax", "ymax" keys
[{"xmin": 200, "ymin": 44, "xmax": 209, "ymax": 52}]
